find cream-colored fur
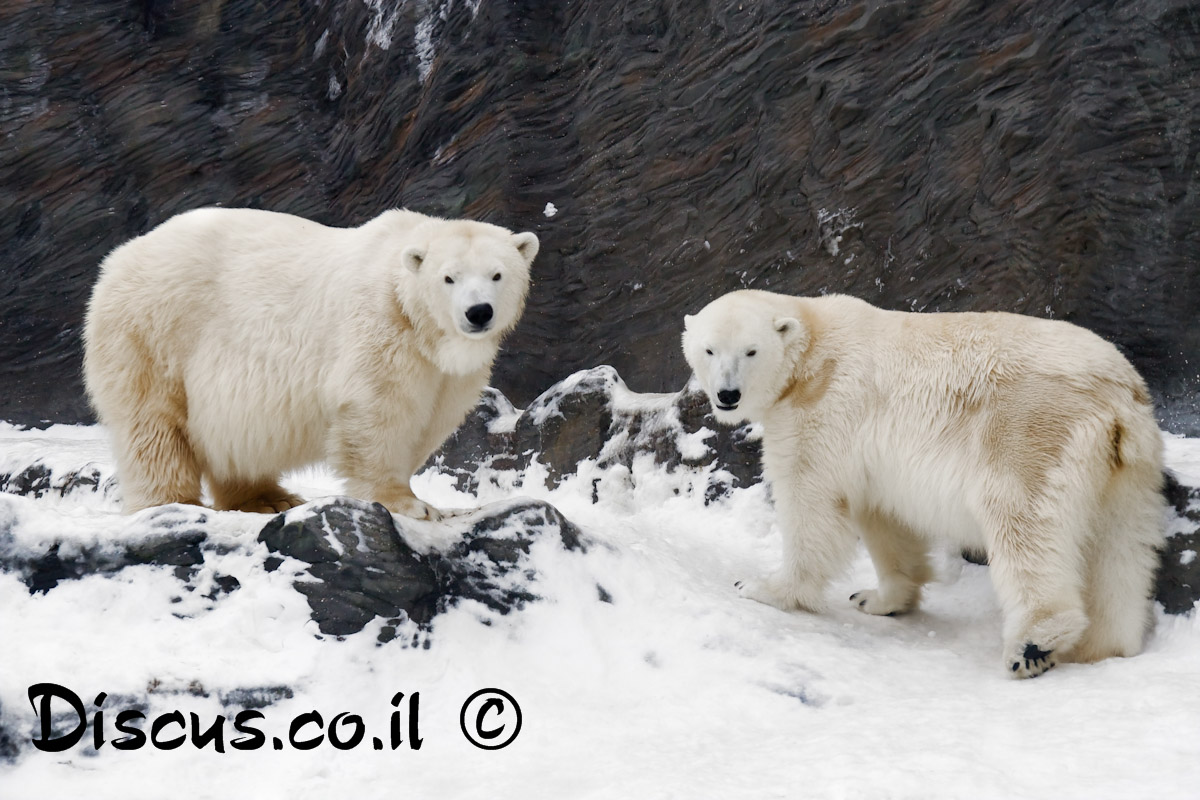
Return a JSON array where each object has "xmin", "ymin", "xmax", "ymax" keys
[
  {"xmin": 83, "ymin": 207, "xmax": 538, "ymax": 519},
  {"xmin": 682, "ymin": 290, "xmax": 1165, "ymax": 678}
]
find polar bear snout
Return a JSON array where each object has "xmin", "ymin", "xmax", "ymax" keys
[
  {"xmin": 465, "ymin": 303, "xmax": 494, "ymax": 331},
  {"xmin": 715, "ymin": 388, "xmax": 741, "ymax": 409}
]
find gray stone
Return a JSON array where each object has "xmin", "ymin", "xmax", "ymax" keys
[{"xmin": 256, "ymin": 497, "xmax": 587, "ymax": 640}]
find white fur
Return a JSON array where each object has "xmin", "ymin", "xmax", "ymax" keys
[
  {"xmin": 83, "ymin": 207, "xmax": 538, "ymax": 519},
  {"xmin": 683, "ymin": 290, "xmax": 1165, "ymax": 678}
]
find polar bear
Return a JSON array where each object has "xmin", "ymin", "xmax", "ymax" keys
[
  {"xmin": 682, "ymin": 290, "xmax": 1165, "ymax": 678},
  {"xmin": 83, "ymin": 207, "xmax": 538, "ymax": 519}
]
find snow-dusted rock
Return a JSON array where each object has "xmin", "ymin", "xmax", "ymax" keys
[
  {"xmin": 428, "ymin": 366, "xmax": 763, "ymax": 502},
  {"xmin": 258, "ymin": 497, "xmax": 587, "ymax": 640},
  {"xmin": 1159, "ymin": 472, "xmax": 1200, "ymax": 614}
]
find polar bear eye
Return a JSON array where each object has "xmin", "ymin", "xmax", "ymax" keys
[
  {"xmin": 705, "ymin": 349, "xmax": 713, "ymax": 356},
  {"xmin": 493, "ymin": 272, "xmax": 502, "ymax": 281},
  {"xmin": 444, "ymin": 276, "xmax": 454, "ymax": 284},
  {"xmin": 747, "ymin": 349, "xmax": 757, "ymax": 357}
]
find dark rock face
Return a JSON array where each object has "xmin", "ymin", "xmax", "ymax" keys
[
  {"xmin": 258, "ymin": 497, "xmax": 586, "ymax": 640},
  {"xmin": 1, "ymin": 1, "xmax": 1197, "ymax": 431}
]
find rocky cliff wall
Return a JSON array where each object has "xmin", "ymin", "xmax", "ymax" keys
[{"xmin": 2, "ymin": 0, "xmax": 1197, "ymax": 430}]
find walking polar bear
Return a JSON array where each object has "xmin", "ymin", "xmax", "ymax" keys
[
  {"xmin": 682, "ymin": 290, "xmax": 1165, "ymax": 678},
  {"xmin": 84, "ymin": 207, "xmax": 538, "ymax": 519}
]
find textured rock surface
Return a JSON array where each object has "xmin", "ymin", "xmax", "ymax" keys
[
  {"xmin": 0, "ymin": 503, "xmax": 219, "ymax": 595},
  {"xmin": 0, "ymin": 489, "xmax": 588, "ymax": 639},
  {"xmin": 1, "ymin": 0, "xmax": 1197, "ymax": 431},
  {"xmin": 1158, "ymin": 472, "xmax": 1200, "ymax": 615},
  {"xmin": 427, "ymin": 366, "xmax": 763, "ymax": 500},
  {"xmin": 258, "ymin": 497, "xmax": 586, "ymax": 640}
]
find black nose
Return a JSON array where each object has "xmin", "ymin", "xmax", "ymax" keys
[
  {"xmin": 716, "ymin": 389, "xmax": 740, "ymax": 406},
  {"xmin": 465, "ymin": 304, "xmax": 493, "ymax": 328}
]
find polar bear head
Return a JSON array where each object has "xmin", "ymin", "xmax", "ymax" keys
[
  {"xmin": 399, "ymin": 218, "xmax": 538, "ymax": 371},
  {"xmin": 682, "ymin": 291, "xmax": 807, "ymax": 424}
]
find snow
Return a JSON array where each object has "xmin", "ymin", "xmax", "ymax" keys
[
  {"xmin": 1165, "ymin": 432, "xmax": 1200, "ymax": 485},
  {"xmin": 543, "ymin": 202, "xmax": 558, "ymax": 218},
  {"xmin": 1, "ymin": 422, "xmax": 1199, "ymax": 798}
]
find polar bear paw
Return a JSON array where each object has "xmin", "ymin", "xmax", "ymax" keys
[
  {"xmin": 735, "ymin": 578, "xmax": 787, "ymax": 609},
  {"xmin": 239, "ymin": 493, "xmax": 305, "ymax": 514},
  {"xmin": 735, "ymin": 576, "xmax": 822, "ymax": 612},
  {"xmin": 213, "ymin": 481, "xmax": 305, "ymax": 514},
  {"xmin": 391, "ymin": 496, "xmax": 444, "ymax": 522},
  {"xmin": 1009, "ymin": 642, "xmax": 1058, "ymax": 679},
  {"xmin": 1005, "ymin": 607, "xmax": 1087, "ymax": 678},
  {"xmin": 848, "ymin": 589, "xmax": 912, "ymax": 617}
]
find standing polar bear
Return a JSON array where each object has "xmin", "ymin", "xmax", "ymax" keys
[
  {"xmin": 682, "ymin": 290, "xmax": 1164, "ymax": 678},
  {"xmin": 84, "ymin": 207, "xmax": 538, "ymax": 519}
]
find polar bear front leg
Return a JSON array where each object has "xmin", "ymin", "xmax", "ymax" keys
[
  {"xmin": 849, "ymin": 509, "xmax": 932, "ymax": 616},
  {"xmin": 330, "ymin": 402, "xmax": 444, "ymax": 522},
  {"xmin": 737, "ymin": 490, "xmax": 858, "ymax": 613}
]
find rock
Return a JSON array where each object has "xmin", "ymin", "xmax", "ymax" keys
[
  {"xmin": 1157, "ymin": 472, "xmax": 1200, "ymax": 615},
  {"xmin": 0, "ymin": 0, "xmax": 1197, "ymax": 433},
  {"xmin": 257, "ymin": 497, "xmax": 587, "ymax": 640},
  {"xmin": 0, "ymin": 464, "xmax": 52, "ymax": 498},
  {"xmin": 0, "ymin": 463, "xmax": 115, "ymax": 501},
  {"xmin": 0, "ymin": 504, "xmax": 210, "ymax": 594},
  {"xmin": 429, "ymin": 366, "xmax": 763, "ymax": 501}
]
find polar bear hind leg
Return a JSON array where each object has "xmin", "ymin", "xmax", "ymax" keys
[
  {"xmin": 987, "ymin": 518, "xmax": 1090, "ymax": 679},
  {"xmin": 1071, "ymin": 457, "xmax": 1161, "ymax": 663},
  {"xmin": 982, "ymin": 417, "xmax": 1131, "ymax": 678},
  {"xmin": 87, "ymin": 335, "xmax": 203, "ymax": 512}
]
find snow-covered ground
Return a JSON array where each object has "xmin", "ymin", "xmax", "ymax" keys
[{"xmin": 1, "ymin": 421, "xmax": 1198, "ymax": 799}]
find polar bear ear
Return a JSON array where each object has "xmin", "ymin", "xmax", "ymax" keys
[
  {"xmin": 513, "ymin": 232, "xmax": 540, "ymax": 265},
  {"xmin": 683, "ymin": 313, "xmax": 695, "ymax": 329},
  {"xmin": 401, "ymin": 246, "xmax": 425, "ymax": 274},
  {"xmin": 775, "ymin": 317, "xmax": 807, "ymax": 348}
]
